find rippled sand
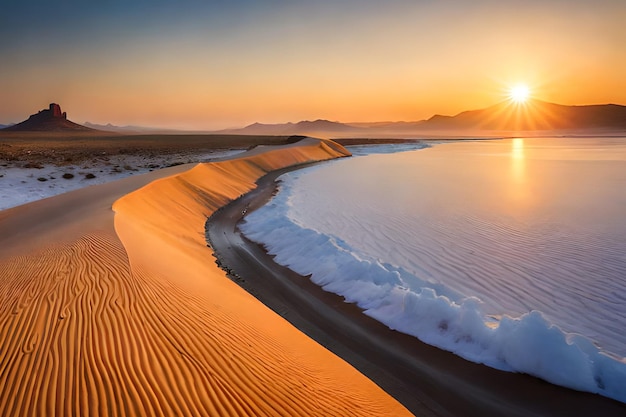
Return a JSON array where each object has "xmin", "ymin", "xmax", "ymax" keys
[{"xmin": 0, "ymin": 138, "xmax": 409, "ymax": 416}]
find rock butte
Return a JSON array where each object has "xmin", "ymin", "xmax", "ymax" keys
[{"xmin": 2, "ymin": 103, "xmax": 95, "ymax": 132}]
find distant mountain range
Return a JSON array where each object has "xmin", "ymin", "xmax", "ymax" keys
[
  {"xmin": 420, "ymin": 100, "xmax": 626, "ymax": 132},
  {"xmin": 221, "ymin": 100, "xmax": 626, "ymax": 137},
  {"xmin": 1, "ymin": 103, "xmax": 95, "ymax": 132},
  {"xmin": 221, "ymin": 119, "xmax": 364, "ymax": 136},
  {"xmin": 3, "ymin": 100, "xmax": 625, "ymax": 136},
  {"xmin": 82, "ymin": 122, "xmax": 187, "ymax": 134}
]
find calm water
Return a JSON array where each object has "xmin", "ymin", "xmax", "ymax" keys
[
  {"xmin": 288, "ymin": 138, "xmax": 626, "ymax": 352},
  {"xmin": 241, "ymin": 137, "xmax": 626, "ymax": 401}
]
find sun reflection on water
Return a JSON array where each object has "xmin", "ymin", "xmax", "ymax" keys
[
  {"xmin": 511, "ymin": 138, "xmax": 525, "ymax": 181},
  {"xmin": 509, "ymin": 138, "xmax": 529, "ymax": 207},
  {"xmin": 512, "ymin": 138, "xmax": 525, "ymax": 159}
]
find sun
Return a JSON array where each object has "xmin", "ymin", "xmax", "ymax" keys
[{"xmin": 509, "ymin": 84, "xmax": 530, "ymax": 103}]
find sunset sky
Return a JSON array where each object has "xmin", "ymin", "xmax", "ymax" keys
[{"xmin": 1, "ymin": 0, "xmax": 625, "ymax": 130}]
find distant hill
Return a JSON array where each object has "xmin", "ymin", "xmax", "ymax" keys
[
  {"xmin": 5, "ymin": 100, "xmax": 624, "ymax": 137},
  {"xmin": 217, "ymin": 101, "xmax": 626, "ymax": 138},
  {"xmin": 419, "ymin": 100, "xmax": 626, "ymax": 132},
  {"xmin": 83, "ymin": 121, "xmax": 189, "ymax": 133},
  {"xmin": 222, "ymin": 119, "xmax": 364, "ymax": 136},
  {"xmin": 83, "ymin": 122, "xmax": 134, "ymax": 132},
  {"xmin": 2, "ymin": 103, "xmax": 96, "ymax": 132}
]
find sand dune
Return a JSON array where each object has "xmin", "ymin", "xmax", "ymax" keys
[{"xmin": 0, "ymin": 138, "xmax": 409, "ymax": 416}]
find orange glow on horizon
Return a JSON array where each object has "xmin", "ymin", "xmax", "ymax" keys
[{"xmin": 0, "ymin": 1, "xmax": 624, "ymax": 130}]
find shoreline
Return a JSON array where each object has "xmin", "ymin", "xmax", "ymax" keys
[
  {"xmin": 206, "ymin": 158, "xmax": 626, "ymax": 416},
  {"xmin": 1, "ymin": 136, "xmax": 624, "ymax": 415}
]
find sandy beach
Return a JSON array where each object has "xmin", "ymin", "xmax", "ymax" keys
[
  {"xmin": 1, "ymin": 135, "xmax": 625, "ymax": 416},
  {"xmin": 0, "ymin": 136, "xmax": 409, "ymax": 416}
]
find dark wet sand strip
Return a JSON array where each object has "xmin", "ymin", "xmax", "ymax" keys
[{"xmin": 206, "ymin": 165, "xmax": 626, "ymax": 417}]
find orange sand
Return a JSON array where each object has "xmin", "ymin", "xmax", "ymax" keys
[{"xmin": 0, "ymin": 138, "xmax": 410, "ymax": 416}]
